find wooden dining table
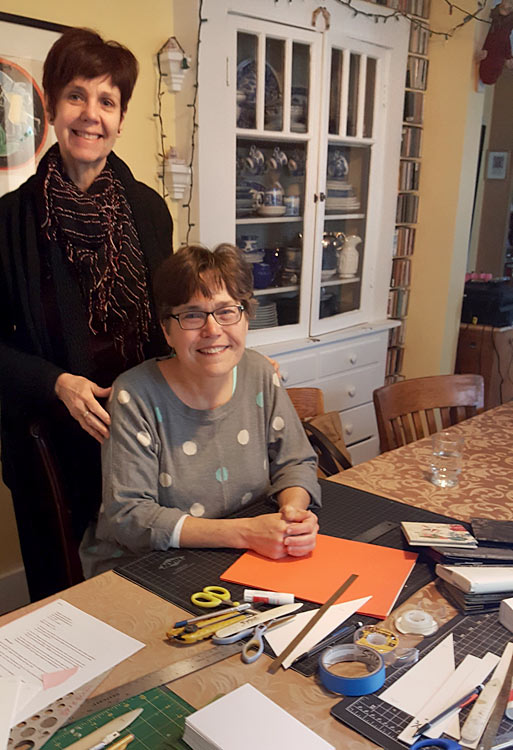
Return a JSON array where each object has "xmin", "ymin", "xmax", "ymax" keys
[{"xmin": 2, "ymin": 402, "xmax": 512, "ymax": 749}]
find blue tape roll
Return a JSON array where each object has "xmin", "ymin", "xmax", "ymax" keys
[{"xmin": 318, "ymin": 643, "xmax": 386, "ymax": 696}]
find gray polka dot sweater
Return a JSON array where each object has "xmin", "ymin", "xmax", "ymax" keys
[{"xmin": 80, "ymin": 349, "xmax": 320, "ymax": 576}]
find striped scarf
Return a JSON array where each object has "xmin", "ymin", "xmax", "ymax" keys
[{"xmin": 42, "ymin": 147, "xmax": 152, "ymax": 361}]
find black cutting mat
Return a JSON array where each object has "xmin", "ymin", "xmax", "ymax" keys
[
  {"xmin": 331, "ymin": 610, "xmax": 513, "ymax": 750},
  {"xmin": 115, "ymin": 481, "xmax": 463, "ymax": 676}
]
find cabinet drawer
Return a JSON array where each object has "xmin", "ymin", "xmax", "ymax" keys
[
  {"xmin": 348, "ymin": 435, "xmax": 380, "ymax": 466},
  {"xmin": 339, "ymin": 403, "xmax": 378, "ymax": 447},
  {"xmin": 274, "ymin": 353, "xmax": 317, "ymax": 386},
  {"xmin": 322, "ymin": 364, "xmax": 384, "ymax": 412},
  {"xmin": 319, "ymin": 336, "xmax": 385, "ymax": 377}
]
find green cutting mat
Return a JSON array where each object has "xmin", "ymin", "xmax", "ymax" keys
[{"xmin": 42, "ymin": 686, "xmax": 194, "ymax": 750}]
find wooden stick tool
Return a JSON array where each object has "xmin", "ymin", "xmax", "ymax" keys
[{"xmin": 267, "ymin": 573, "xmax": 358, "ymax": 675}]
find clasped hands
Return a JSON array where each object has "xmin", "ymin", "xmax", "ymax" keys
[{"xmin": 245, "ymin": 502, "xmax": 319, "ymax": 560}]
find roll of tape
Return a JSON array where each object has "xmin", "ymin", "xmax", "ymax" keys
[
  {"xmin": 318, "ymin": 643, "xmax": 386, "ymax": 696},
  {"xmin": 395, "ymin": 609, "xmax": 438, "ymax": 636},
  {"xmin": 354, "ymin": 625, "xmax": 399, "ymax": 653}
]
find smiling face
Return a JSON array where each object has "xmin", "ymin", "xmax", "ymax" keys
[
  {"xmin": 49, "ymin": 74, "xmax": 124, "ymax": 189},
  {"xmin": 162, "ymin": 282, "xmax": 249, "ymax": 384}
]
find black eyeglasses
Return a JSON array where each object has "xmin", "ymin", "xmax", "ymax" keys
[{"xmin": 168, "ymin": 304, "xmax": 245, "ymax": 330}]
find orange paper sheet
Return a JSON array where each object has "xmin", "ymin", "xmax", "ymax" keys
[{"xmin": 221, "ymin": 534, "xmax": 418, "ymax": 619}]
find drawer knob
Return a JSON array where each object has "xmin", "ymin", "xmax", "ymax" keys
[
  {"xmin": 349, "ymin": 354, "xmax": 357, "ymax": 364},
  {"xmin": 281, "ymin": 369, "xmax": 289, "ymax": 383},
  {"xmin": 345, "ymin": 424, "xmax": 353, "ymax": 435},
  {"xmin": 347, "ymin": 385, "xmax": 356, "ymax": 397}
]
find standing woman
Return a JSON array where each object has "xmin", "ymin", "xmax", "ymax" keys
[{"xmin": 0, "ymin": 27, "xmax": 173, "ymax": 600}]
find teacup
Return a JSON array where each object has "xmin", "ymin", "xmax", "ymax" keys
[
  {"xmin": 268, "ymin": 147, "xmax": 288, "ymax": 171},
  {"xmin": 284, "ymin": 195, "xmax": 300, "ymax": 216},
  {"xmin": 245, "ymin": 145, "xmax": 265, "ymax": 174},
  {"xmin": 255, "ymin": 185, "xmax": 284, "ymax": 207}
]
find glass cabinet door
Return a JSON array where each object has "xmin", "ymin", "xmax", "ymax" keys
[
  {"xmin": 311, "ymin": 40, "xmax": 382, "ymax": 336},
  {"xmin": 234, "ymin": 19, "xmax": 321, "ymax": 344}
]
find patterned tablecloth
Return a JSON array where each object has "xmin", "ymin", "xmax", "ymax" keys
[{"xmin": 331, "ymin": 401, "xmax": 513, "ymax": 522}]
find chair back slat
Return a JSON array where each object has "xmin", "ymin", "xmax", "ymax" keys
[
  {"xmin": 425, "ymin": 408, "xmax": 438, "ymax": 434},
  {"xmin": 373, "ymin": 374, "xmax": 484, "ymax": 453},
  {"xmin": 286, "ymin": 387, "xmax": 324, "ymax": 420},
  {"xmin": 440, "ymin": 406, "xmax": 452, "ymax": 429}
]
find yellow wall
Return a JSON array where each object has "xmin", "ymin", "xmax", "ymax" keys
[
  {"xmin": 403, "ymin": 2, "xmax": 488, "ymax": 377},
  {"xmin": 0, "ymin": 0, "xmax": 175, "ymax": 579}
]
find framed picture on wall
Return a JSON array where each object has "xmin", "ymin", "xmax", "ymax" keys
[
  {"xmin": 487, "ymin": 151, "xmax": 509, "ymax": 180},
  {"xmin": 0, "ymin": 12, "xmax": 68, "ymax": 198}
]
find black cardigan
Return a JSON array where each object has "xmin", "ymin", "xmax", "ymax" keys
[{"xmin": 0, "ymin": 149, "xmax": 173, "ymax": 479}]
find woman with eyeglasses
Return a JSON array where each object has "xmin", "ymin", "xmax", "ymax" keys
[{"xmin": 80, "ymin": 244, "xmax": 320, "ymax": 577}]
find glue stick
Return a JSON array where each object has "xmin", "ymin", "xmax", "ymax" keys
[{"xmin": 243, "ymin": 589, "xmax": 294, "ymax": 605}]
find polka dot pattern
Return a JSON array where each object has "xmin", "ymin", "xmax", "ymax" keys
[
  {"xmin": 159, "ymin": 472, "xmax": 172, "ymax": 487},
  {"xmin": 216, "ymin": 467, "xmax": 229, "ymax": 482},
  {"xmin": 117, "ymin": 389, "xmax": 131, "ymax": 405},
  {"xmin": 155, "ymin": 406, "xmax": 163, "ymax": 423},
  {"xmin": 272, "ymin": 373, "xmax": 281, "ymax": 388},
  {"xmin": 183, "ymin": 441, "xmax": 198, "ymax": 456},
  {"xmin": 256, "ymin": 392, "xmax": 264, "ymax": 408},
  {"xmin": 272, "ymin": 416, "xmax": 285, "ymax": 431},
  {"xmin": 137, "ymin": 431, "xmax": 151, "ymax": 447},
  {"xmin": 237, "ymin": 429, "xmax": 249, "ymax": 445},
  {"xmin": 242, "ymin": 492, "xmax": 252, "ymax": 504},
  {"xmin": 190, "ymin": 503, "xmax": 205, "ymax": 517}
]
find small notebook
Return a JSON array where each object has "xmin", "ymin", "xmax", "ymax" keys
[
  {"xmin": 436, "ymin": 564, "xmax": 513, "ymax": 594},
  {"xmin": 401, "ymin": 522, "xmax": 477, "ymax": 548},
  {"xmin": 183, "ymin": 683, "xmax": 334, "ymax": 750}
]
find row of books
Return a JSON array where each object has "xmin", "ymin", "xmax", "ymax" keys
[
  {"xmin": 406, "ymin": 56, "xmax": 428, "ymax": 90},
  {"xmin": 388, "ymin": 320, "xmax": 407, "ymax": 347},
  {"xmin": 388, "ymin": 287, "xmax": 410, "ymax": 318},
  {"xmin": 386, "ymin": 344, "xmax": 405, "ymax": 375},
  {"xmin": 396, "ymin": 193, "xmax": 419, "ymax": 224},
  {"xmin": 399, "ymin": 159, "xmax": 420, "ymax": 191},
  {"xmin": 409, "ymin": 24, "xmax": 429, "ymax": 55},
  {"xmin": 401, "ymin": 126, "xmax": 422, "ymax": 158},
  {"xmin": 390, "ymin": 257, "xmax": 411, "ymax": 288},
  {"xmin": 394, "ymin": 225, "xmax": 416, "ymax": 256},
  {"xmin": 404, "ymin": 90, "xmax": 424, "ymax": 124}
]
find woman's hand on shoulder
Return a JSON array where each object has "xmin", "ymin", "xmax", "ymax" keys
[{"xmin": 55, "ymin": 372, "xmax": 112, "ymax": 443}]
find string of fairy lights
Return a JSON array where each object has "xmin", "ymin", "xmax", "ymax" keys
[{"xmin": 156, "ymin": 0, "xmax": 491, "ymax": 242}]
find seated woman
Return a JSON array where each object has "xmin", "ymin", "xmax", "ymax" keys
[{"xmin": 81, "ymin": 244, "xmax": 320, "ymax": 576}]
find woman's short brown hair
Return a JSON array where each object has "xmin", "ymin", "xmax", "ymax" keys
[
  {"xmin": 43, "ymin": 27, "xmax": 138, "ymax": 118},
  {"xmin": 154, "ymin": 244, "xmax": 257, "ymax": 323}
]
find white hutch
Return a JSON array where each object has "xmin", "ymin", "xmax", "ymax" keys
[{"xmin": 174, "ymin": 0, "xmax": 409, "ymax": 463}]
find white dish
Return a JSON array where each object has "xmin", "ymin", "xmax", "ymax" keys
[
  {"xmin": 321, "ymin": 269, "xmax": 336, "ymax": 281},
  {"xmin": 257, "ymin": 206, "xmax": 286, "ymax": 217}
]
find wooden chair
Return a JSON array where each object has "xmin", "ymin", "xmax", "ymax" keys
[
  {"xmin": 286, "ymin": 387, "xmax": 352, "ymax": 475},
  {"xmin": 286, "ymin": 387, "xmax": 325, "ymax": 420},
  {"xmin": 29, "ymin": 421, "xmax": 84, "ymax": 589},
  {"xmin": 373, "ymin": 374, "xmax": 485, "ymax": 453}
]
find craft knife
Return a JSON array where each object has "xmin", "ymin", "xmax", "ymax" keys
[{"xmin": 213, "ymin": 602, "xmax": 303, "ymax": 638}]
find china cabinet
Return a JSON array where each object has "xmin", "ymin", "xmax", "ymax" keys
[{"xmin": 174, "ymin": 0, "xmax": 409, "ymax": 461}]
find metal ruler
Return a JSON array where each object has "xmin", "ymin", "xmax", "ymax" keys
[{"xmin": 72, "ymin": 642, "xmax": 244, "ymax": 720}]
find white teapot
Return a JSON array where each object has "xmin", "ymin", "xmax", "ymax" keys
[{"xmin": 337, "ymin": 235, "xmax": 362, "ymax": 278}]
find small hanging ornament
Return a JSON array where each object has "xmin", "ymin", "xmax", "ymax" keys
[{"xmin": 158, "ymin": 37, "xmax": 191, "ymax": 92}]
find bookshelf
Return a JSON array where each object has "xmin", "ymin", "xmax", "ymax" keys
[{"xmin": 386, "ymin": 0, "xmax": 430, "ymax": 383}]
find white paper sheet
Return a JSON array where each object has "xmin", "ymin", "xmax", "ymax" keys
[
  {"xmin": 0, "ymin": 677, "xmax": 21, "ymax": 750},
  {"xmin": 398, "ymin": 652, "xmax": 499, "ymax": 745},
  {"xmin": 381, "ymin": 634, "xmax": 455, "ymax": 716},
  {"xmin": 264, "ymin": 597, "xmax": 371, "ymax": 669},
  {"xmin": 0, "ymin": 599, "xmax": 144, "ymax": 725}
]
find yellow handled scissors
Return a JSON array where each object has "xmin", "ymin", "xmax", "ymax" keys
[{"xmin": 191, "ymin": 585, "xmax": 239, "ymax": 609}]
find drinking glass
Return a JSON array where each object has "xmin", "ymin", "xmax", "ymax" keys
[{"xmin": 429, "ymin": 431, "xmax": 464, "ymax": 488}]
